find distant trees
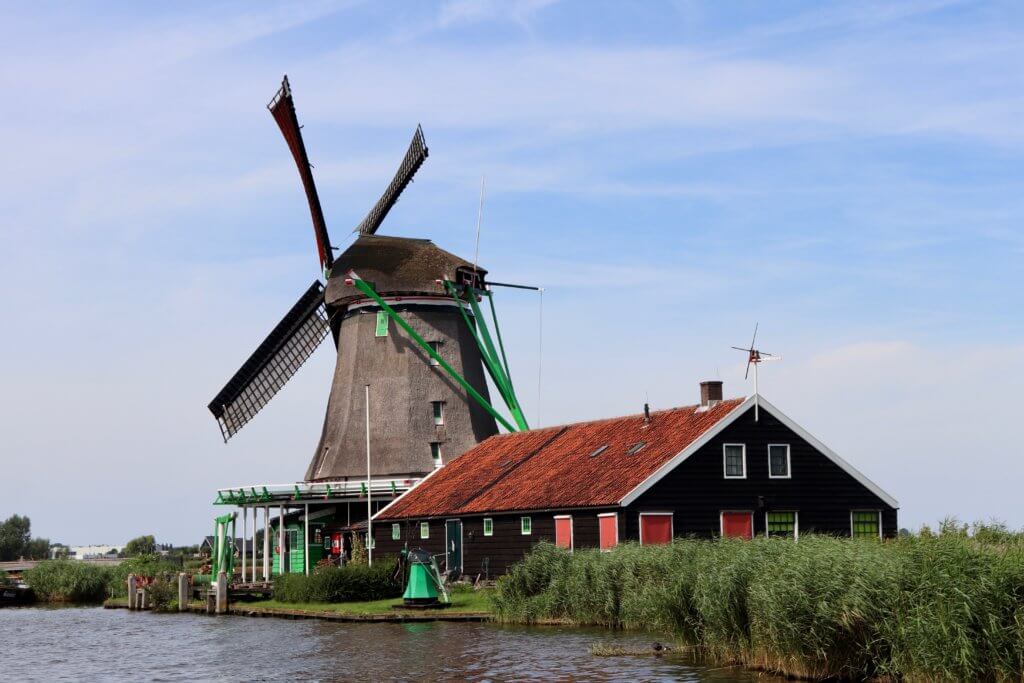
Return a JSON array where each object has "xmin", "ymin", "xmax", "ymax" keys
[
  {"xmin": 124, "ymin": 535, "xmax": 156, "ymax": 557},
  {"xmin": 0, "ymin": 514, "xmax": 52, "ymax": 560}
]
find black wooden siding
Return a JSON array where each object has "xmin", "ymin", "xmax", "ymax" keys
[
  {"xmin": 624, "ymin": 404, "xmax": 898, "ymax": 539},
  {"xmin": 373, "ymin": 403, "xmax": 898, "ymax": 576}
]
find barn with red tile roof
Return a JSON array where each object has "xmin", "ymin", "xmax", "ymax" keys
[{"xmin": 372, "ymin": 382, "xmax": 898, "ymax": 577}]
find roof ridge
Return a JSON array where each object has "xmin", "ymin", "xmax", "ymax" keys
[{"xmin": 485, "ymin": 396, "xmax": 746, "ymax": 438}]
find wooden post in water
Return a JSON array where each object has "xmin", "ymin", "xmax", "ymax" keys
[
  {"xmin": 128, "ymin": 574, "xmax": 137, "ymax": 610},
  {"xmin": 215, "ymin": 571, "xmax": 228, "ymax": 614},
  {"xmin": 178, "ymin": 573, "xmax": 188, "ymax": 612}
]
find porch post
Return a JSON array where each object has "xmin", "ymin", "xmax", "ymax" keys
[
  {"xmin": 241, "ymin": 506, "xmax": 247, "ymax": 583},
  {"xmin": 262, "ymin": 505, "xmax": 270, "ymax": 581},
  {"xmin": 304, "ymin": 503, "xmax": 310, "ymax": 576},
  {"xmin": 279, "ymin": 504, "xmax": 287, "ymax": 574}
]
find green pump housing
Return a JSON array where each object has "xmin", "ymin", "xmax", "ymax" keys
[{"xmin": 402, "ymin": 548, "xmax": 449, "ymax": 605}]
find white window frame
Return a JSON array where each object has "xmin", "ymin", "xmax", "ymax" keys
[
  {"xmin": 767, "ymin": 443, "xmax": 791, "ymax": 479},
  {"xmin": 850, "ymin": 509, "xmax": 883, "ymax": 539},
  {"xmin": 520, "ymin": 516, "xmax": 532, "ymax": 535},
  {"xmin": 723, "ymin": 443, "xmax": 747, "ymax": 479},
  {"xmin": 420, "ymin": 521, "xmax": 430, "ymax": 539},
  {"xmin": 553, "ymin": 514, "xmax": 574, "ymax": 551},
  {"xmin": 432, "ymin": 401, "xmax": 445, "ymax": 426},
  {"xmin": 391, "ymin": 523, "xmax": 401, "ymax": 541},
  {"xmin": 597, "ymin": 512, "xmax": 618, "ymax": 552},
  {"xmin": 765, "ymin": 510, "xmax": 799, "ymax": 540},
  {"xmin": 638, "ymin": 511, "xmax": 674, "ymax": 545},
  {"xmin": 719, "ymin": 510, "xmax": 754, "ymax": 538},
  {"xmin": 428, "ymin": 341, "xmax": 441, "ymax": 366},
  {"xmin": 482, "ymin": 517, "xmax": 493, "ymax": 537}
]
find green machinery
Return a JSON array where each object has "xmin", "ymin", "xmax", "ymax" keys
[
  {"xmin": 401, "ymin": 548, "xmax": 449, "ymax": 606},
  {"xmin": 350, "ymin": 276, "xmax": 529, "ymax": 433},
  {"xmin": 210, "ymin": 512, "xmax": 237, "ymax": 579}
]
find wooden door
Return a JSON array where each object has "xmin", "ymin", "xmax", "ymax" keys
[{"xmin": 721, "ymin": 511, "xmax": 753, "ymax": 539}]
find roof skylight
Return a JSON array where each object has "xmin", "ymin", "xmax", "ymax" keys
[{"xmin": 588, "ymin": 445, "xmax": 609, "ymax": 458}]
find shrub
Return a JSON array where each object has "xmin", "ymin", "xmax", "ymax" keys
[
  {"xmin": 146, "ymin": 577, "xmax": 177, "ymax": 612},
  {"xmin": 23, "ymin": 560, "xmax": 111, "ymax": 602},
  {"xmin": 107, "ymin": 554, "xmax": 181, "ymax": 597},
  {"xmin": 273, "ymin": 558, "xmax": 401, "ymax": 603}
]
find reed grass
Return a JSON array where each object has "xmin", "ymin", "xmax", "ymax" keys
[{"xmin": 493, "ymin": 534, "xmax": 1024, "ymax": 681}]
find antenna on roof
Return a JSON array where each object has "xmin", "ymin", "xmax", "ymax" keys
[
  {"xmin": 731, "ymin": 323, "xmax": 781, "ymax": 422},
  {"xmin": 473, "ymin": 174, "xmax": 485, "ymax": 274}
]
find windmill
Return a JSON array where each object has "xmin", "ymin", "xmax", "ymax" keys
[
  {"xmin": 732, "ymin": 323, "xmax": 781, "ymax": 422},
  {"xmin": 208, "ymin": 76, "xmax": 528, "ymax": 482}
]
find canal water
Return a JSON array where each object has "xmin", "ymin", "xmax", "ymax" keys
[{"xmin": 0, "ymin": 606, "xmax": 771, "ymax": 682}]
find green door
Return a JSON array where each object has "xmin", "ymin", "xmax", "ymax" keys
[{"xmin": 445, "ymin": 520, "xmax": 463, "ymax": 575}]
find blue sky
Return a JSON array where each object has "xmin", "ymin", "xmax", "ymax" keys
[{"xmin": 1, "ymin": 0, "xmax": 1022, "ymax": 545}]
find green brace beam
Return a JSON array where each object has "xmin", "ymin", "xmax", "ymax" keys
[
  {"xmin": 350, "ymin": 276, "xmax": 517, "ymax": 432},
  {"xmin": 444, "ymin": 281, "xmax": 529, "ymax": 430}
]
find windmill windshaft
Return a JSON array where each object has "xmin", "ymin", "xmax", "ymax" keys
[
  {"xmin": 208, "ymin": 281, "xmax": 330, "ymax": 441},
  {"xmin": 268, "ymin": 76, "xmax": 334, "ymax": 271},
  {"xmin": 354, "ymin": 125, "xmax": 428, "ymax": 235}
]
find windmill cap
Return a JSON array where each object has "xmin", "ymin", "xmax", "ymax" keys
[{"xmin": 325, "ymin": 235, "xmax": 486, "ymax": 306}]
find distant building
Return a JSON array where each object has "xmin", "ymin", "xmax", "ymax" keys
[
  {"xmin": 70, "ymin": 545, "xmax": 124, "ymax": 560},
  {"xmin": 373, "ymin": 383, "xmax": 899, "ymax": 577}
]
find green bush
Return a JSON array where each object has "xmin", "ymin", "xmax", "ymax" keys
[
  {"xmin": 107, "ymin": 554, "xmax": 181, "ymax": 597},
  {"xmin": 23, "ymin": 560, "xmax": 111, "ymax": 602},
  {"xmin": 493, "ymin": 535, "xmax": 1024, "ymax": 681},
  {"xmin": 273, "ymin": 558, "xmax": 401, "ymax": 603},
  {"xmin": 146, "ymin": 577, "xmax": 177, "ymax": 612}
]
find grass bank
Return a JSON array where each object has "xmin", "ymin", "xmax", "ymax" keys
[
  {"xmin": 249, "ymin": 588, "xmax": 492, "ymax": 616},
  {"xmin": 492, "ymin": 535, "xmax": 1024, "ymax": 681}
]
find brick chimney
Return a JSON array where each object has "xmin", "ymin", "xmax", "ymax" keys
[{"xmin": 700, "ymin": 380, "xmax": 723, "ymax": 408}]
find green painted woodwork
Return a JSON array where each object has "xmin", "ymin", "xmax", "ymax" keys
[
  {"xmin": 271, "ymin": 523, "xmax": 326, "ymax": 575},
  {"xmin": 375, "ymin": 310, "xmax": 389, "ymax": 337},
  {"xmin": 403, "ymin": 562, "xmax": 439, "ymax": 602}
]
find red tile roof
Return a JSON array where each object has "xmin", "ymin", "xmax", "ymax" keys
[{"xmin": 376, "ymin": 398, "xmax": 745, "ymax": 520}]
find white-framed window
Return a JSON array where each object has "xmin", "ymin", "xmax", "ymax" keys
[
  {"xmin": 851, "ymin": 510, "xmax": 882, "ymax": 539},
  {"xmin": 723, "ymin": 443, "xmax": 746, "ymax": 479},
  {"xmin": 430, "ymin": 442, "xmax": 442, "ymax": 468},
  {"xmin": 766, "ymin": 511, "xmax": 798, "ymax": 539},
  {"xmin": 639, "ymin": 512, "xmax": 674, "ymax": 545},
  {"xmin": 432, "ymin": 401, "xmax": 445, "ymax": 426},
  {"xmin": 768, "ymin": 444, "xmax": 791, "ymax": 479},
  {"xmin": 420, "ymin": 522, "xmax": 430, "ymax": 539},
  {"xmin": 365, "ymin": 533, "xmax": 375, "ymax": 550},
  {"xmin": 428, "ymin": 341, "xmax": 441, "ymax": 366},
  {"xmin": 391, "ymin": 523, "xmax": 401, "ymax": 541},
  {"xmin": 483, "ymin": 518, "xmax": 493, "ymax": 536},
  {"xmin": 520, "ymin": 516, "xmax": 532, "ymax": 535}
]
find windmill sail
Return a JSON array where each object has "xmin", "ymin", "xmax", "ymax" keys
[
  {"xmin": 208, "ymin": 281, "xmax": 330, "ymax": 441},
  {"xmin": 268, "ymin": 76, "xmax": 334, "ymax": 271},
  {"xmin": 354, "ymin": 125, "xmax": 428, "ymax": 235}
]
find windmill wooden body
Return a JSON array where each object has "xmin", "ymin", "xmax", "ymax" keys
[{"xmin": 209, "ymin": 76, "xmax": 527, "ymax": 483}]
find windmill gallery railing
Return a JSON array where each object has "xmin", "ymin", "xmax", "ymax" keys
[{"xmin": 347, "ymin": 275, "xmax": 529, "ymax": 433}]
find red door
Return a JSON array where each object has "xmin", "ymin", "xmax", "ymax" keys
[
  {"xmin": 599, "ymin": 514, "xmax": 618, "ymax": 550},
  {"xmin": 554, "ymin": 516, "xmax": 573, "ymax": 550},
  {"xmin": 639, "ymin": 514, "xmax": 673, "ymax": 545},
  {"xmin": 721, "ymin": 512, "xmax": 753, "ymax": 539}
]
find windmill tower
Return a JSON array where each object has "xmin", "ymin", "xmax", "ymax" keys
[{"xmin": 208, "ymin": 76, "xmax": 527, "ymax": 483}]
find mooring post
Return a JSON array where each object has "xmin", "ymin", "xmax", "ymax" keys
[
  {"xmin": 178, "ymin": 573, "xmax": 188, "ymax": 612},
  {"xmin": 139, "ymin": 587, "xmax": 147, "ymax": 610},
  {"xmin": 215, "ymin": 570, "xmax": 228, "ymax": 614},
  {"xmin": 127, "ymin": 574, "xmax": 137, "ymax": 610}
]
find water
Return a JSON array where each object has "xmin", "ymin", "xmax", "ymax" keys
[{"xmin": 0, "ymin": 606, "xmax": 769, "ymax": 682}]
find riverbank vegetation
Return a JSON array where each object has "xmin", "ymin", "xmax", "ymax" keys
[
  {"xmin": 493, "ymin": 527, "xmax": 1024, "ymax": 681},
  {"xmin": 251, "ymin": 586, "xmax": 492, "ymax": 616},
  {"xmin": 23, "ymin": 554, "xmax": 183, "ymax": 603},
  {"xmin": 272, "ymin": 558, "xmax": 401, "ymax": 603}
]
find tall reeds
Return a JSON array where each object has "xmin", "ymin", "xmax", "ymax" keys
[{"xmin": 492, "ymin": 534, "xmax": 1024, "ymax": 681}]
